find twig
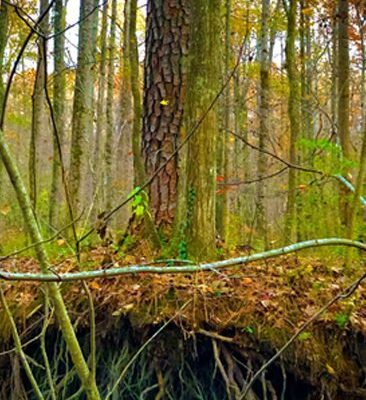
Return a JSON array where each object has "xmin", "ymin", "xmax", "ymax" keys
[
  {"xmin": 198, "ymin": 329, "xmax": 234, "ymax": 343},
  {"xmin": 219, "ymin": 167, "xmax": 288, "ymax": 186},
  {"xmin": 228, "ymin": 130, "xmax": 322, "ymax": 175},
  {"xmin": 0, "ymin": 0, "xmax": 55, "ymax": 129},
  {"xmin": 212, "ymin": 339, "xmax": 232, "ymax": 399},
  {"xmin": 40, "ymin": 292, "xmax": 56, "ymax": 400}
]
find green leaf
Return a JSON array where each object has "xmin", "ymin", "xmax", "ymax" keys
[
  {"xmin": 335, "ymin": 313, "xmax": 349, "ymax": 329},
  {"xmin": 132, "ymin": 194, "xmax": 143, "ymax": 207},
  {"xmin": 134, "ymin": 205, "xmax": 145, "ymax": 217},
  {"xmin": 243, "ymin": 326, "xmax": 255, "ymax": 334},
  {"xmin": 128, "ymin": 186, "xmax": 141, "ymax": 198},
  {"xmin": 298, "ymin": 331, "xmax": 312, "ymax": 341}
]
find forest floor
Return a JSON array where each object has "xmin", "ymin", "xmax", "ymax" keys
[{"xmin": 1, "ymin": 247, "xmax": 366, "ymax": 398}]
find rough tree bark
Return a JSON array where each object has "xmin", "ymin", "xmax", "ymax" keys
[
  {"xmin": 130, "ymin": 0, "xmax": 161, "ymax": 248},
  {"xmin": 49, "ymin": 0, "xmax": 66, "ymax": 228},
  {"xmin": 142, "ymin": 0, "xmax": 190, "ymax": 233}
]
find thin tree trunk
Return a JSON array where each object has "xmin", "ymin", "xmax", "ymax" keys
[
  {"xmin": 0, "ymin": 2, "xmax": 8, "ymax": 108},
  {"xmin": 115, "ymin": 0, "xmax": 133, "ymax": 227},
  {"xmin": 331, "ymin": 2, "xmax": 338, "ymax": 135},
  {"xmin": 346, "ymin": 129, "xmax": 366, "ymax": 246},
  {"xmin": 104, "ymin": 0, "xmax": 117, "ymax": 211},
  {"xmin": 0, "ymin": 130, "xmax": 101, "ymax": 399},
  {"xmin": 30, "ymin": 0, "xmax": 49, "ymax": 211},
  {"xmin": 69, "ymin": 0, "xmax": 98, "ymax": 214},
  {"xmin": 49, "ymin": 0, "xmax": 66, "ymax": 228},
  {"xmin": 297, "ymin": 0, "xmax": 312, "ymax": 240},
  {"xmin": 92, "ymin": 0, "xmax": 108, "ymax": 215},
  {"xmin": 130, "ymin": 0, "xmax": 144, "ymax": 187},
  {"xmin": 217, "ymin": 0, "xmax": 231, "ymax": 242},
  {"xmin": 257, "ymin": 0, "xmax": 270, "ymax": 249},
  {"xmin": 284, "ymin": 0, "xmax": 301, "ymax": 243},
  {"xmin": 346, "ymin": 5, "xmax": 366, "ymax": 259},
  {"xmin": 0, "ymin": 1, "xmax": 8, "ymax": 204},
  {"xmin": 338, "ymin": 0, "xmax": 352, "ymax": 226}
]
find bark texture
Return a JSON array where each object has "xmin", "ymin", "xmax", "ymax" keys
[
  {"xmin": 185, "ymin": 0, "xmax": 221, "ymax": 259},
  {"xmin": 69, "ymin": 0, "xmax": 98, "ymax": 213},
  {"xmin": 104, "ymin": 0, "xmax": 117, "ymax": 211},
  {"xmin": 337, "ymin": 0, "xmax": 352, "ymax": 226},
  {"xmin": 257, "ymin": 0, "xmax": 270, "ymax": 248},
  {"xmin": 142, "ymin": 0, "xmax": 190, "ymax": 231},
  {"xmin": 92, "ymin": 0, "xmax": 108, "ymax": 213},
  {"xmin": 284, "ymin": 0, "xmax": 301, "ymax": 242},
  {"xmin": 49, "ymin": 0, "xmax": 66, "ymax": 227},
  {"xmin": 30, "ymin": 0, "xmax": 49, "ymax": 210}
]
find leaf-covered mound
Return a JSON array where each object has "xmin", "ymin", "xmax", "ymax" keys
[{"xmin": 1, "ymin": 251, "xmax": 366, "ymax": 398}]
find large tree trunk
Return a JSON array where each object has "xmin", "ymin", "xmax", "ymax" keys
[
  {"xmin": 284, "ymin": 0, "xmax": 301, "ymax": 243},
  {"xmin": 130, "ymin": 0, "xmax": 161, "ymax": 248},
  {"xmin": 49, "ymin": 0, "xmax": 66, "ymax": 228},
  {"xmin": 185, "ymin": 0, "xmax": 221, "ymax": 259},
  {"xmin": 69, "ymin": 0, "xmax": 98, "ymax": 214},
  {"xmin": 142, "ymin": 0, "xmax": 190, "ymax": 233}
]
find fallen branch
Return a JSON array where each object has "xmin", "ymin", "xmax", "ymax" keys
[{"xmin": 0, "ymin": 238, "xmax": 365, "ymax": 282}]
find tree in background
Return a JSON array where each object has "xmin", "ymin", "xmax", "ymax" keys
[
  {"xmin": 104, "ymin": 0, "xmax": 117, "ymax": 211},
  {"xmin": 69, "ymin": 0, "xmax": 98, "ymax": 214},
  {"xmin": 284, "ymin": 0, "xmax": 301, "ymax": 243},
  {"xmin": 29, "ymin": 0, "xmax": 49, "ymax": 210},
  {"xmin": 49, "ymin": 0, "xmax": 66, "ymax": 228},
  {"xmin": 257, "ymin": 0, "xmax": 270, "ymax": 248},
  {"xmin": 92, "ymin": 0, "xmax": 108, "ymax": 216},
  {"xmin": 338, "ymin": 0, "xmax": 352, "ymax": 225}
]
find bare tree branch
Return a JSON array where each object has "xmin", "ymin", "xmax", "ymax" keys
[{"xmin": 0, "ymin": 238, "xmax": 365, "ymax": 282}]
